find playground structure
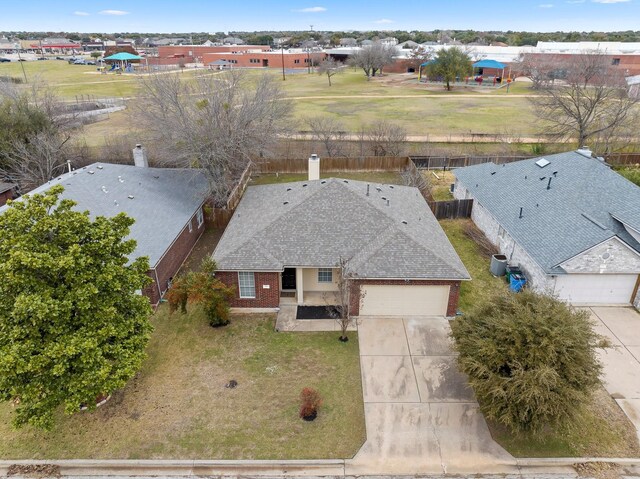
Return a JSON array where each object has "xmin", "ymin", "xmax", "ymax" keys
[{"xmin": 419, "ymin": 58, "xmax": 512, "ymax": 89}]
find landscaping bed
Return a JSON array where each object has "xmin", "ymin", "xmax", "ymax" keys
[{"xmin": 0, "ymin": 310, "xmax": 365, "ymax": 459}]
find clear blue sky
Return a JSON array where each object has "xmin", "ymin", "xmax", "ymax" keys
[{"xmin": 1, "ymin": 0, "xmax": 638, "ymax": 33}]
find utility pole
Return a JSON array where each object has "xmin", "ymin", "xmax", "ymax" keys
[
  {"xmin": 15, "ymin": 43, "xmax": 27, "ymax": 83},
  {"xmin": 281, "ymin": 43, "xmax": 286, "ymax": 81}
]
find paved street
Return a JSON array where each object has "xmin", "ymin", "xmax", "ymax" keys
[{"xmin": 345, "ymin": 317, "xmax": 517, "ymax": 475}]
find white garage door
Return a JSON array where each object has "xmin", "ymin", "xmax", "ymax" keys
[
  {"xmin": 359, "ymin": 285, "xmax": 450, "ymax": 316},
  {"xmin": 554, "ymin": 274, "xmax": 638, "ymax": 305}
]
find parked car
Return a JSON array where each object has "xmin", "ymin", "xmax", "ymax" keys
[
  {"xmin": 86, "ymin": 60, "xmax": 96, "ymax": 65},
  {"xmin": 73, "ymin": 59, "xmax": 86, "ymax": 65},
  {"xmin": 37, "ymin": 57, "xmax": 48, "ymax": 60},
  {"xmin": 55, "ymin": 56, "xmax": 65, "ymax": 60},
  {"xmin": 0, "ymin": 58, "xmax": 10, "ymax": 63}
]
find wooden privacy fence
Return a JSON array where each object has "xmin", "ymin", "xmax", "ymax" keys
[
  {"xmin": 255, "ymin": 156, "xmax": 413, "ymax": 173},
  {"xmin": 411, "ymin": 155, "xmax": 533, "ymax": 170},
  {"xmin": 606, "ymin": 153, "xmax": 640, "ymax": 166},
  {"xmin": 427, "ymin": 199, "xmax": 474, "ymax": 220}
]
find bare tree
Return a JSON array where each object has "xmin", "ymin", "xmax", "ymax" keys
[
  {"xmin": 134, "ymin": 70, "xmax": 291, "ymax": 205},
  {"xmin": 530, "ymin": 51, "xmax": 639, "ymax": 147},
  {"xmin": 400, "ymin": 165, "xmax": 432, "ymax": 198},
  {"xmin": 0, "ymin": 81, "xmax": 78, "ymax": 194},
  {"xmin": 364, "ymin": 120, "xmax": 407, "ymax": 156},
  {"xmin": 515, "ymin": 52, "xmax": 559, "ymax": 90},
  {"xmin": 317, "ymin": 57, "xmax": 342, "ymax": 86},
  {"xmin": 305, "ymin": 116, "xmax": 346, "ymax": 157},
  {"xmin": 330, "ymin": 256, "xmax": 357, "ymax": 342},
  {"xmin": 408, "ymin": 45, "xmax": 433, "ymax": 71},
  {"xmin": 349, "ymin": 43, "xmax": 397, "ymax": 80}
]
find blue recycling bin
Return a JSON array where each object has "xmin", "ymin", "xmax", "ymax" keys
[{"xmin": 509, "ymin": 273, "xmax": 526, "ymax": 292}]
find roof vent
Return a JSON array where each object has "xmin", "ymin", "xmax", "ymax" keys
[
  {"xmin": 101, "ymin": 186, "xmax": 108, "ymax": 193},
  {"xmin": 96, "ymin": 165, "xmax": 104, "ymax": 170},
  {"xmin": 376, "ymin": 186, "xmax": 382, "ymax": 192},
  {"xmin": 286, "ymin": 187, "xmax": 292, "ymax": 191},
  {"xmin": 283, "ymin": 201, "xmax": 289, "ymax": 205},
  {"xmin": 321, "ymin": 180, "xmax": 326, "ymax": 184},
  {"xmin": 381, "ymin": 196, "xmax": 387, "ymax": 200},
  {"xmin": 401, "ymin": 220, "xmax": 408, "ymax": 225},
  {"xmin": 128, "ymin": 195, "xmax": 134, "ymax": 199},
  {"xmin": 389, "ymin": 185, "xmax": 394, "ymax": 189},
  {"xmin": 535, "ymin": 158, "xmax": 550, "ymax": 168},
  {"xmin": 491, "ymin": 172, "xmax": 496, "ymax": 175},
  {"xmin": 114, "ymin": 200, "xmax": 119, "ymax": 206},
  {"xmin": 343, "ymin": 180, "xmax": 349, "ymax": 183},
  {"xmin": 118, "ymin": 176, "xmax": 124, "ymax": 183},
  {"xmin": 302, "ymin": 183, "xmax": 308, "ymax": 187},
  {"xmin": 88, "ymin": 170, "xmax": 95, "ymax": 175}
]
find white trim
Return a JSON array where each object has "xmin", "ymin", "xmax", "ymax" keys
[{"xmin": 555, "ymin": 235, "xmax": 640, "ymax": 269}]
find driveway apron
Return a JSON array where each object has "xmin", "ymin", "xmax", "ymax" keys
[{"xmin": 346, "ymin": 316, "xmax": 516, "ymax": 475}]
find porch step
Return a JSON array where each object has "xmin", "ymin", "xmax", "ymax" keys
[{"xmin": 280, "ymin": 291, "xmax": 295, "ymax": 298}]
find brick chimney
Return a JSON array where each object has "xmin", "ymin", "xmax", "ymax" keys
[
  {"xmin": 132, "ymin": 144, "xmax": 148, "ymax": 168},
  {"xmin": 308, "ymin": 154, "xmax": 320, "ymax": 181}
]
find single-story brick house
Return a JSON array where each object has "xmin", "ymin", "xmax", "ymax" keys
[
  {"xmin": 454, "ymin": 149, "xmax": 640, "ymax": 307},
  {"xmin": 213, "ymin": 168, "xmax": 470, "ymax": 317},
  {"xmin": 0, "ymin": 153, "xmax": 210, "ymax": 306},
  {"xmin": 0, "ymin": 182, "xmax": 16, "ymax": 207}
]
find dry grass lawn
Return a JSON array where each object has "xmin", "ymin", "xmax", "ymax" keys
[{"xmin": 0, "ymin": 311, "xmax": 365, "ymax": 459}]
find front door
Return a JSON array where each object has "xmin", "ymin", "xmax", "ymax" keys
[{"xmin": 282, "ymin": 268, "xmax": 296, "ymax": 290}]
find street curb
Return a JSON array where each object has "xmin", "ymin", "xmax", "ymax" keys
[{"xmin": 0, "ymin": 459, "xmax": 345, "ymax": 477}]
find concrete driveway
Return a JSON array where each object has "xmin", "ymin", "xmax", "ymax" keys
[
  {"xmin": 588, "ymin": 307, "xmax": 640, "ymax": 441},
  {"xmin": 345, "ymin": 317, "xmax": 516, "ymax": 475}
]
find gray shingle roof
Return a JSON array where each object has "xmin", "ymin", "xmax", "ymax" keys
[
  {"xmin": 0, "ymin": 163, "xmax": 209, "ymax": 267},
  {"xmin": 454, "ymin": 151, "xmax": 640, "ymax": 273},
  {"xmin": 213, "ymin": 178, "xmax": 469, "ymax": 280},
  {"xmin": 0, "ymin": 182, "xmax": 14, "ymax": 194}
]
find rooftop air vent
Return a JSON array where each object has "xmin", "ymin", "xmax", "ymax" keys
[
  {"xmin": 302, "ymin": 183, "xmax": 308, "ymax": 187},
  {"xmin": 321, "ymin": 180, "xmax": 326, "ymax": 184},
  {"xmin": 128, "ymin": 195, "xmax": 134, "ymax": 199},
  {"xmin": 96, "ymin": 165, "xmax": 104, "ymax": 170},
  {"xmin": 376, "ymin": 186, "xmax": 382, "ymax": 192},
  {"xmin": 283, "ymin": 201, "xmax": 289, "ymax": 205},
  {"xmin": 381, "ymin": 196, "xmax": 387, "ymax": 201},
  {"xmin": 343, "ymin": 180, "xmax": 349, "ymax": 183},
  {"xmin": 491, "ymin": 172, "xmax": 496, "ymax": 175},
  {"xmin": 286, "ymin": 187, "xmax": 292, "ymax": 191},
  {"xmin": 401, "ymin": 220, "xmax": 408, "ymax": 225},
  {"xmin": 389, "ymin": 185, "xmax": 394, "ymax": 189},
  {"xmin": 535, "ymin": 158, "xmax": 550, "ymax": 168},
  {"xmin": 88, "ymin": 170, "xmax": 95, "ymax": 175}
]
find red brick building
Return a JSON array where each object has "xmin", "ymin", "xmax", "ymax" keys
[
  {"xmin": 0, "ymin": 182, "xmax": 16, "ymax": 207},
  {"xmin": 213, "ymin": 159, "xmax": 469, "ymax": 317},
  {"xmin": 203, "ymin": 50, "xmax": 325, "ymax": 69}
]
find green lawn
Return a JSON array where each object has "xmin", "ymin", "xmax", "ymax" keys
[
  {"xmin": 0, "ymin": 310, "xmax": 365, "ymax": 459},
  {"xmin": 250, "ymin": 170, "xmax": 405, "ymax": 185},
  {"xmin": 617, "ymin": 167, "xmax": 640, "ymax": 187},
  {"xmin": 439, "ymin": 219, "xmax": 508, "ymax": 312},
  {"xmin": 290, "ymin": 96, "xmax": 538, "ymax": 136}
]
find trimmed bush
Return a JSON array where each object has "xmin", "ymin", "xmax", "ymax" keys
[
  {"xmin": 299, "ymin": 387, "xmax": 322, "ymax": 421},
  {"xmin": 450, "ymin": 290, "xmax": 605, "ymax": 434}
]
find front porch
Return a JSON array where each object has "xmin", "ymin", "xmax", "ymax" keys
[{"xmin": 280, "ymin": 267, "xmax": 340, "ymax": 306}]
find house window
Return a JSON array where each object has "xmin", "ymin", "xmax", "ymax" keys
[
  {"xmin": 238, "ymin": 272, "xmax": 256, "ymax": 298},
  {"xmin": 294, "ymin": 59, "xmax": 300, "ymax": 64},
  {"xmin": 197, "ymin": 208, "xmax": 204, "ymax": 228},
  {"xmin": 318, "ymin": 268, "xmax": 333, "ymax": 283},
  {"xmin": 188, "ymin": 219, "xmax": 193, "ymax": 233},
  {"xmin": 612, "ymin": 58, "xmax": 621, "ymax": 66}
]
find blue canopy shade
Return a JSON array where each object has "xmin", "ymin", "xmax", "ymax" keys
[
  {"xmin": 103, "ymin": 52, "xmax": 142, "ymax": 61},
  {"xmin": 472, "ymin": 59, "xmax": 506, "ymax": 69},
  {"xmin": 420, "ymin": 60, "xmax": 436, "ymax": 67}
]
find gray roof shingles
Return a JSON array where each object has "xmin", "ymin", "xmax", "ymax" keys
[
  {"xmin": 0, "ymin": 163, "xmax": 210, "ymax": 267},
  {"xmin": 454, "ymin": 151, "xmax": 640, "ymax": 273},
  {"xmin": 213, "ymin": 178, "xmax": 469, "ymax": 280}
]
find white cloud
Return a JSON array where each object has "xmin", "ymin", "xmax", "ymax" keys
[
  {"xmin": 566, "ymin": 0, "xmax": 585, "ymax": 3},
  {"xmin": 73, "ymin": 11, "xmax": 90, "ymax": 16},
  {"xmin": 592, "ymin": 0, "xmax": 630, "ymax": 3},
  {"xmin": 99, "ymin": 9, "xmax": 130, "ymax": 15},
  {"xmin": 373, "ymin": 18, "xmax": 395, "ymax": 24},
  {"xmin": 539, "ymin": 3, "xmax": 554, "ymax": 7},
  {"xmin": 293, "ymin": 6, "xmax": 327, "ymax": 12}
]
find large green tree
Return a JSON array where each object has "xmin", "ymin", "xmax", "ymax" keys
[
  {"xmin": 0, "ymin": 186, "xmax": 153, "ymax": 429},
  {"xmin": 450, "ymin": 290, "xmax": 604, "ymax": 434},
  {"xmin": 426, "ymin": 47, "xmax": 472, "ymax": 91}
]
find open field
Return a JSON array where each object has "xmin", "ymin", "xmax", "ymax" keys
[{"xmin": 0, "ymin": 309, "xmax": 365, "ymax": 459}]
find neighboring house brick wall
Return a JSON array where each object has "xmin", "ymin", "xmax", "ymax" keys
[
  {"xmin": 0, "ymin": 188, "xmax": 14, "ymax": 207},
  {"xmin": 216, "ymin": 271, "xmax": 280, "ymax": 308},
  {"xmin": 142, "ymin": 209, "xmax": 206, "ymax": 306},
  {"xmin": 634, "ymin": 283, "xmax": 640, "ymax": 309},
  {"xmin": 349, "ymin": 279, "xmax": 461, "ymax": 317}
]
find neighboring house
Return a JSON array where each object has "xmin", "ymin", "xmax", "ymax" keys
[
  {"xmin": 627, "ymin": 75, "xmax": 640, "ymax": 99},
  {"xmin": 0, "ymin": 182, "xmax": 16, "ymax": 207},
  {"xmin": 213, "ymin": 157, "xmax": 470, "ymax": 317},
  {"xmin": 454, "ymin": 149, "xmax": 640, "ymax": 307},
  {"xmin": 0, "ymin": 148, "xmax": 210, "ymax": 306}
]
